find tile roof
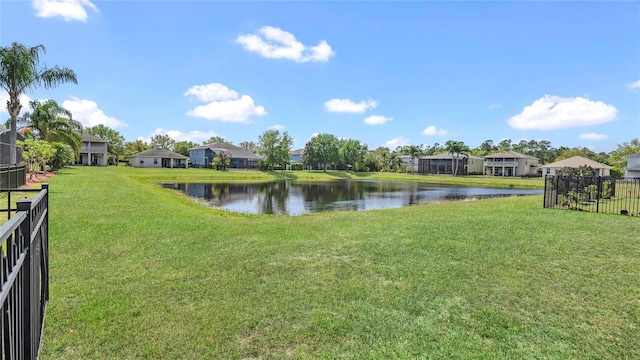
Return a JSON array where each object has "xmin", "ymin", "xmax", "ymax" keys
[
  {"xmin": 541, "ymin": 156, "xmax": 611, "ymax": 169},
  {"xmin": 82, "ymin": 133, "xmax": 106, "ymax": 142},
  {"xmin": 484, "ymin": 151, "xmax": 537, "ymax": 159},
  {"xmin": 130, "ymin": 148, "xmax": 188, "ymax": 159},
  {"xmin": 190, "ymin": 142, "xmax": 261, "ymax": 159}
]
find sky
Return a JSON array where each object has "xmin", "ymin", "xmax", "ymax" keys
[{"xmin": 1, "ymin": 1, "xmax": 639, "ymax": 153}]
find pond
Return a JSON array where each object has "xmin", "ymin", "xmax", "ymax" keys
[{"xmin": 164, "ymin": 180, "xmax": 542, "ymax": 216}]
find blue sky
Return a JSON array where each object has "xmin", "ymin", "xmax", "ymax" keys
[{"xmin": 1, "ymin": 1, "xmax": 639, "ymax": 152}]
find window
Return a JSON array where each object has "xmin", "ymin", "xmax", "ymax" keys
[
  {"xmin": 154, "ymin": 158, "xmax": 158, "ymax": 165},
  {"xmin": 546, "ymin": 168, "xmax": 550, "ymax": 175},
  {"xmin": 140, "ymin": 160, "xmax": 144, "ymax": 164}
]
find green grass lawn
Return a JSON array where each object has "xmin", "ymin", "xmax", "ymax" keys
[{"xmin": 40, "ymin": 166, "xmax": 638, "ymax": 359}]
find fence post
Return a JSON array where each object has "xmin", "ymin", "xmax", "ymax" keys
[
  {"xmin": 596, "ymin": 176, "xmax": 601, "ymax": 214},
  {"xmin": 16, "ymin": 198, "xmax": 34, "ymax": 360},
  {"xmin": 41, "ymin": 184, "xmax": 49, "ymax": 303}
]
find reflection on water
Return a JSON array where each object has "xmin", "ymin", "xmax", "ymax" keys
[{"xmin": 164, "ymin": 180, "xmax": 542, "ymax": 215}]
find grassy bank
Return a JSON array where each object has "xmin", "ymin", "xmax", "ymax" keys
[
  {"xmin": 41, "ymin": 166, "xmax": 638, "ymax": 358},
  {"xmin": 122, "ymin": 166, "xmax": 545, "ymax": 189}
]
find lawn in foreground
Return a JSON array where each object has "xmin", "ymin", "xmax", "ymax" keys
[{"xmin": 42, "ymin": 166, "xmax": 638, "ymax": 358}]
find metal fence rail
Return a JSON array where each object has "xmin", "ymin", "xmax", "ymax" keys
[
  {"xmin": 0, "ymin": 166, "xmax": 26, "ymax": 189},
  {"xmin": 544, "ymin": 176, "xmax": 640, "ymax": 216},
  {"xmin": 0, "ymin": 184, "xmax": 49, "ymax": 359}
]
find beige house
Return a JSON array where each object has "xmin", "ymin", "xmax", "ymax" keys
[
  {"xmin": 542, "ymin": 156, "xmax": 611, "ymax": 176},
  {"xmin": 129, "ymin": 148, "xmax": 188, "ymax": 168},
  {"xmin": 625, "ymin": 152, "xmax": 640, "ymax": 178},
  {"xmin": 77, "ymin": 134, "xmax": 108, "ymax": 166},
  {"xmin": 483, "ymin": 151, "xmax": 539, "ymax": 176}
]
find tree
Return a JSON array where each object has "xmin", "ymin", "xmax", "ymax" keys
[
  {"xmin": 445, "ymin": 140, "xmax": 470, "ymax": 176},
  {"xmin": 239, "ymin": 141, "xmax": 257, "ymax": 153},
  {"xmin": 307, "ymin": 133, "xmax": 339, "ymax": 172},
  {"xmin": 404, "ymin": 144, "xmax": 421, "ymax": 174},
  {"xmin": 609, "ymin": 138, "xmax": 640, "ymax": 176},
  {"xmin": 203, "ymin": 136, "xmax": 226, "ymax": 145},
  {"xmin": 18, "ymin": 99, "xmax": 82, "ymax": 152},
  {"xmin": 211, "ymin": 151, "xmax": 231, "ymax": 170},
  {"xmin": 150, "ymin": 134, "xmax": 175, "ymax": 150},
  {"xmin": 84, "ymin": 125, "xmax": 125, "ymax": 157},
  {"xmin": 497, "ymin": 138, "xmax": 512, "ymax": 151},
  {"xmin": 173, "ymin": 141, "xmax": 199, "ymax": 157},
  {"xmin": 556, "ymin": 165, "xmax": 596, "ymax": 177},
  {"xmin": 257, "ymin": 130, "xmax": 292, "ymax": 171},
  {"xmin": 302, "ymin": 141, "xmax": 317, "ymax": 171},
  {"xmin": 49, "ymin": 142, "xmax": 74, "ymax": 171},
  {"xmin": 339, "ymin": 139, "xmax": 368, "ymax": 171},
  {"xmin": 0, "ymin": 42, "xmax": 77, "ymax": 164},
  {"xmin": 125, "ymin": 140, "xmax": 151, "ymax": 155},
  {"xmin": 17, "ymin": 139, "xmax": 54, "ymax": 178}
]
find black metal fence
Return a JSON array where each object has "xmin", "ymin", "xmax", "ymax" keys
[
  {"xmin": 0, "ymin": 184, "xmax": 49, "ymax": 359},
  {"xmin": 544, "ymin": 176, "xmax": 640, "ymax": 216},
  {"xmin": 0, "ymin": 166, "xmax": 26, "ymax": 189}
]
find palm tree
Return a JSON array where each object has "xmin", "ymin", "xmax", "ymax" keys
[
  {"xmin": 445, "ymin": 140, "xmax": 471, "ymax": 176},
  {"xmin": 406, "ymin": 144, "xmax": 422, "ymax": 174},
  {"xmin": 19, "ymin": 99, "xmax": 83, "ymax": 152},
  {"xmin": 0, "ymin": 42, "xmax": 77, "ymax": 164}
]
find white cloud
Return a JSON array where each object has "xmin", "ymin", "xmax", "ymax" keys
[
  {"xmin": 62, "ymin": 97, "xmax": 128, "ymax": 128},
  {"xmin": 236, "ymin": 26, "xmax": 334, "ymax": 63},
  {"xmin": 507, "ymin": 95, "xmax": 618, "ymax": 130},
  {"xmin": 270, "ymin": 124, "xmax": 286, "ymax": 130},
  {"xmin": 579, "ymin": 133, "xmax": 608, "ymax": 140},
  {"xmin": 626, "ymin": 80, "xmax": 640, "ymax": 89},
  {"xmin": 364, "ymin": 115, "xmax": 392, "ymax": 125},
  {"xmin": 32, "ymin": 0, "xmax": 98, "ymax": 22},
  {"xmin": 185, "ymin": 83, "xmax": 266, "ymax": 123},
  {"xmin": 324, "ymin": 98, "xmax": 377, "ymax": 113},
  {"xmin": 488, "ymin": 103, "xmax": 502, "ymax": 110},
  {"xmin": 142, "ymin": 128, "xmax": 222, "ymax": 143},
  {"xmin": 0, "ymin": 92, "xmax": 33, "ymax": 117},
  {"xmin": 385, "ymin": 137, "xmax": 410, "ymax": 148},
  {"xmin": 422, "ymin": 125, "xmax": 449, "ymax": 136}
]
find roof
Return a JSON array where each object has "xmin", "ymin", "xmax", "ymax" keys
[
  {"xmin": 190, "ymin": 142, "xmax": 260, "ymax": 159},
  {"xmin": 626, "ymin": 165, "xmax": 640, "ymax": 171},
  {"xmin": 541, "ymin": 156, "xmax": 612, "ymax": 169},
  {"xmin": 130, "ymin": 148, "xmax": 188, "ymax": 159},
  {"xmin": 420, "ymin": 152, "xmax": 482, "ymax": 160},
  {"xmin": 628, "ymin": 151, "xmax": 640, "ymax": 158},
  {"xmin": 484, "ymin": 151, "xmax": 537, "ymax": 159},
  {"xmin": 82, "ymin": 133, "xmax": 107, "ymax": 142}
]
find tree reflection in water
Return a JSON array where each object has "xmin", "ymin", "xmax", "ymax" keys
[{"xmin": 169, "ymin": 180, "xmax": 542, "ymax": 215}]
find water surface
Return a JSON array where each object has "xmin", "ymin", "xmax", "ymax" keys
[{"xmin": 165, "ymin": 180, "xmax": 542, "ymax": 215}]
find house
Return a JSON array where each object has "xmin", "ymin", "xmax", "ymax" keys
[
  {"xmin": 625, "ymin": 152, "xmax": 640, "ymax": 178},
  {"xmin": 77, "ymin": 134, "xmax": 108, "ymax": 166},
  {"xmin": 418, "ymin": 153, "xmax": 483, "ymax": 175},
  {"xmin": 189, "ymin": 142, "xmax": 260, "ymax": 169},
  {"xmin": 0, "ymin": 129, "xmax": 24, "ymax": 165},
  {"xmin": 541, "ymin": 156, "xmax": 611, "ymax": 177},
  {"xmin": 290, "ymin": 149, "xmax": 304, "ymax": 163},
  {"xmin": 483, "ymin": 151, "xmax": 539, "ymax": 176},
  {"xmin": 129, "ymin": 148, "xmax": 188, "ymax": 168}
]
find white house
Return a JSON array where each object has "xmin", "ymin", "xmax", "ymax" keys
[
  {"xmin": 625, "ymin": 152, "xmax": 640, "ymax": 178},
  {"xmin": 129, "ymin": 148, "xmax": 188, "ymax": 168},
  {"xmin": 77, "ymin": 134, "xmax": 108, "ymax": 166},
  {"xmin": 541, "ymin": 156, "xmax": 611, "ymax": 176},
  {"xmin": 483, "ymin": 151, "xmax": 539, "ymax": 176}
]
